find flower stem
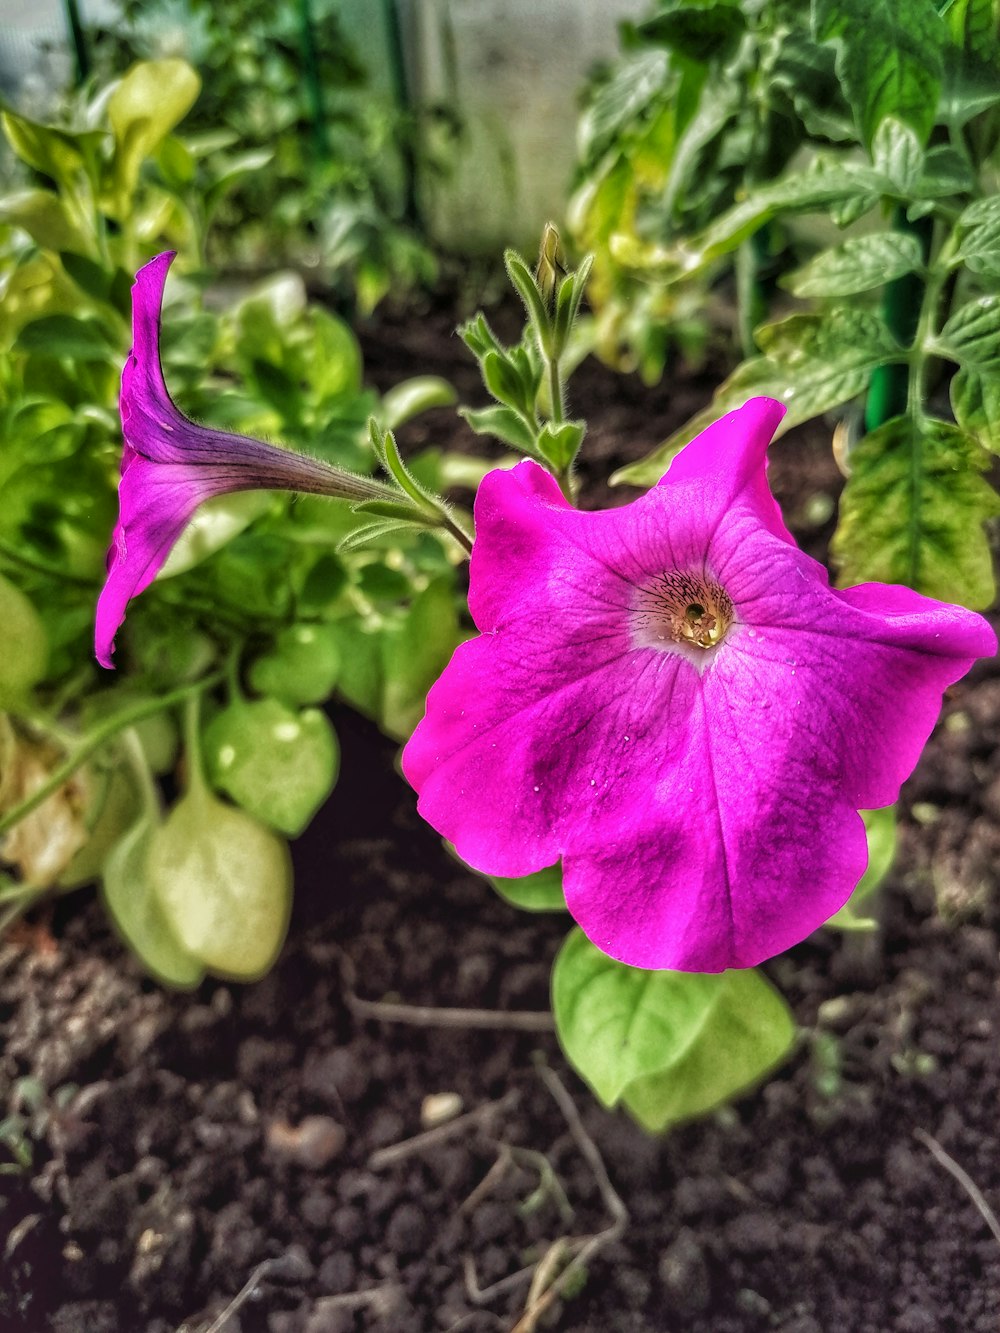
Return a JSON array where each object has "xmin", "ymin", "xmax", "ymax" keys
[{"xmin": 0, "ymin": 675, "xmax": 220, "ymax": 839}]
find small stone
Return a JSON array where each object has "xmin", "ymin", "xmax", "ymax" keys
[
  {"xmin": 266, "ymin": 1116, "xmax": 346, "ymax": 1169},
  {"xmin": 658, "ymin": 1227, "xmax": 710, "ymax": 1315},
  {"xmin": 318, "ymin": 1250, "xmax": 356, "ymax": 1294},
  {"xmin": 385, "ymin": 1203, "xmax": 429, "ymax": 1257},
  {"xmin": 420, "ymin": 1092, "xmax": 463, "ymax": 1129}
]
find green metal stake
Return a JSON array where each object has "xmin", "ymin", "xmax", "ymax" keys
[
  {"xmin": 865, "ymin": 209, "xmax": 934, "ymax": 431},
  {"xmin": 62, "ymin": 0, "xmax": 89, "ymax": 84},
  {"xmin": 380, "ymin": 0, "xmax": 419, "ymax": 226},
  {"xmin": 297, "ymin": 0, "xmax": 330, "ymax": 162}
]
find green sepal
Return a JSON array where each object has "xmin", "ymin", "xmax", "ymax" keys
[
  {"xmin": 460, "ymin": 405, "xmax": 539, "ymax": 454},
  {"xmin": 537, "ymin": 420, "xmax": 586, "ymax": 471},
  {"xmin": 504, "ymin": 250, "xmax": 553, "ymax": 355}
]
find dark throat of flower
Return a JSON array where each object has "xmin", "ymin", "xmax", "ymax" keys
[{"xmin": 633, "ymin": 571, "xmax": 734, "ymax": 652}]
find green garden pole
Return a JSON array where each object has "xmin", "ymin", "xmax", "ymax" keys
[
  {"xmin": 62, "ymin": 0, "xmax": 89, "ymax": 84},
  {"xmin": 865, "ymin": 210, "xmax": 934, "ymax": 431},
  {"xmin": 297, "ymin": 0, "xmax": 330, "ymax": 162}
]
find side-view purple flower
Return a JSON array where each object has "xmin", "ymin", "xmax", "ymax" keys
[
  {"xmin": 96, "ymin": 251, "xmax": 390, "ymax": 668},
  {"xmin": 402, "ymin": 399, "xmax": 996, "ymax": 972}
]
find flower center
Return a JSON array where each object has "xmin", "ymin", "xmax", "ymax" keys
[{"xmin": 634, "ymin": 571, "xmax": 734, "ymax": 651}]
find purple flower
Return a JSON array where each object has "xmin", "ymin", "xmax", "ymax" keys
[
  {"xmin": 402, "ymin": 398, "xmax": 996, "ymax": 972},
  {"xmin": 96, "ymin": 251, "xmax": 387, "ymax": 668}
]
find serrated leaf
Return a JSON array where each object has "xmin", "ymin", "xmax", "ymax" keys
[
  {"xmin": 552, "ymin": 930, "xmax": 795, "ymax": 1132},
  {"xmin": 614, "ymin": 312, "xmax": 901, "ymax": 486},
  {"xmin": 785, "ymin": 232, "xmax": 924, "ymax": 297},
  {"xmin": 952, "ymin": 364, "xmax": 1000, "ymax": 450},
  {"xmin": 942, "ymin": 0, "xmax": 1000, "ymax": 125},
  {"xmin": 934, "ymin": 294, "xmax": 1000, "ymax": 367},
  {"xmin": 813, "ymin": 0, "xmax": 946, "ymax": 147},
  {"xmin": 870, "ymin": 118, "xmax": 925, "ymax": 194},
  {"xmin": 614, "ymin": 161, "xmax": 883, "ymax": 282},
  {"xmin": 577, "ymin": 50, "xmax": 671, "ymax": 162},
  {"xmin": 638, "ymin": 2, "xmax": 746, "ymax": 64},
  {"xmin": 832, "ymin": 416, "xmax": 999, "ymax": 607},
  {"xmin": 826, "ymin": 807, "xmax": 897, "ymax": 932},
  {"xmin": 956, "ymin": 197, "xmax": 1000, "ymax": 278}
]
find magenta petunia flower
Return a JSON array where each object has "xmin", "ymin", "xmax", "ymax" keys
[
  {"xmin": 402, "ymin": 398, "xmax": 996, "ymax": 972},
  {"xmin": 96, "ymin": 251, "xmax": 388, "ymax": 668}
]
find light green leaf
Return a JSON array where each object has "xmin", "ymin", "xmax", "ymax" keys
[
  {"xmin": 553, "ymin": 930, "xmax": 795, "ymax": 1132},
  {"xmin": 870, "ymin": 118, "xmax": 925, "ymax": 194},
  {"xmin": 785, "ymin": 232, "xmax": 924, "ymax": 297},
  {"xmin": 148, "ymin": 786, "xmax": 291, "ymax": 980},
  {"xmin": 812, "ymin": 0, "xmax": 946, "ymax": 146},
  {"xmin": 826, "ymin": 807, "xmax": 898, "ymax": 932},
  {"xmin": 0, "ymin": 190, "xmax": 88, "ymax": 253},
  {"xmin": 0, "ymin": 109, "xmax": 101, "ymax": 187},
  {"xmin": 942, "ymin": 0, "xmax": 1000, "ymax": 125},
  {"xmin": 956, "ymin": 197, "xmax": 1000, "ymax": 279},
  {"xmin": 158, "ymin": 492, "xmax": 273, "ymax": 579},
  {"xmin": 380, "ymin": 376, "xmax": 457, "ymax": 430},
  {"xmin": 487, "ymin": 863, "xmax": 565, "ymax": 912},
  {"xmin": 204, "ymin": 699, "xmax": 339, "ymax": 837},
  {"xmin": 381, "ymin": 577, "xmax": 462, "ymax": 739},
  {"xmin": 0, "ymin": 573, "xmax": 48, "ymax": 705},
  {"xmin": 102, "ymin": 817, "xmax": 204, "ymax": 989},
  {"xmin": 933, "ymin": 294, "xmax": 1000, "ymax": 367},
  {"xmin": 577, "ymin": 50, "xmax": 671, "ymax": 162},
  {"xmin": 832, "ymin": 416, "xmax": 999, "ymax": 607},
  {"xmin": 108, "ymin": 59, "xmax": 201, "ymax": 200},
  {"xmin": 248, "ymin": 624, "xmax": 341, "ymax": 706}
]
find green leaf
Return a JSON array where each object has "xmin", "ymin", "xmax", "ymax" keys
[
  {"xmin": 552, "ymin": 930, "xmax": 795, "ymax": 1132},
  {"xmin": 638, "ymin": 2, "xmax": 746, "ymax": 64},
  {"xmin": 826, "ymin": 807, "xmax": 898, "ymax": 932},
  {"xmin": 481, "ymin": 350, "xmax": 531, "ymax": 413},
  {"xmin": 612, "ymin": 160, "xmax": 882, "ymax": 283},
  {"xmin": 158, "ymin": 492, "xmax": 273, "ymax": 579},
  {"xmin": 204, "ymin": 699, "xmax": 339, "ymax": 837},
  {"xmin": 537, "ymin": 421, "xmax": 586, "ymax": 470},
  {"xmin": 0, "ymin": 110, "xmax": 101, "ymax": 187},
  {"xmin": 0, "ymin": 190, "xmax": 88, "ymax": 253},
  {"xmin": 14, "ymin": 313, "xmax": 116, "ymax": 362},
  {"xmin": 108, "ymin": 59, "xmax": 201, "ymax": 200},
  {"xmin": 248, "ymin": 624, "xmax": 341, "ymax": 706},
  {"xmin": 785, "ymin": 232, "xmax": 925, "ymax": 297},
  {"xmin": 381, "ymin": 577, "xmax": 462, "ymax": 739},
  {"xmin": 956, "ymin": 197, "xmax": 1000, "ymax": 279},
  {"xmin": 615, "ymin": 311, "xmax": 901, "ymax": 486},
  {"xmin": 870, "ymin": 118, "xmax": 925, "ymax": 194},
  {"xmin": 0, "ymin": 573, "xmax": 48, "ymax": 705},
  {"xmin": 148, "ymin": 785, "xmax": 292, "ymax": 980},
  {"xmin": 942, "ymin": 0, "xmax": 1000, "ymax": 125},
  {"xmin": 504, "ymin": 251, "xmax": 553, "ymax": 352},
  {"xmin": 102, "ymin": 817, "xmax": 204, "ymax": 989},
  {"xmin": 487, "ymin": 863, "xmax": 565, "ymax": 912},
  {"xmin": 460, "ymin": 405, "xmax": 538, "ymax": 453},
  {"xmin": 952, "ymin": 364, "xmax": 1000, "ymax": 450},
  {"xmin": 832, "ymin": 416, "xmax": 999, "ymax": 607},
  {"xmin": 380, "ymin": 376, "xmax": 457, "ymax": 430},
  {"xmin": 812, "ymin": 0, "xmax": 946, "ymax": 147},
  {"xmin": 577, "ymin": 50, "xmax": 670, "ymax": 162},
  {"xmin": 933, "ymin": 294, "xmax": 1000, "ymax": 367}
]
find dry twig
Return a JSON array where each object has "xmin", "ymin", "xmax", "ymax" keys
[
  {"xmin": 914, "ymin": 1127, "xmax": 1000, "ymax": 1250},
  {"xmin": 367, "ymin": 1091, "xmax": 519, "ymax": 1171}
]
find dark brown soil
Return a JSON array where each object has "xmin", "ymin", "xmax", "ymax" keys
[{"xmin": 2, "ymin": 305, "xmax": 999, "ymax": 1333}]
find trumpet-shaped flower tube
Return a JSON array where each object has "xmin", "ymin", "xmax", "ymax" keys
[
  {"xmin": 96, "ymin": 251, "xmax": 391, "ymax": 668},
  {"xmin": 402, "ymin": 399, "xmax": 996, "ymax": 972}
]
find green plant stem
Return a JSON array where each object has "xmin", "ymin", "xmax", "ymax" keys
[
  {"xmin": 907, "ymin": 224, "xmax": 957, "ymax": 426},
  {"xmin": 439, "ymin": 509, "xmax": 475, "ymax": 557},
  {"xmin": 866, "ymin": 210, "xmax": 934, "ymax": 430},
  {"xmin": 547, "ymin": 356, "xmax": 565, "ymax": 427},
  {"xmin": 0, "ymin": 675, "xmax": 220, "ymax": 839},
  {"xmin": 181, "ymin": 692, "xmax": 208, "ymax": 798}
]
